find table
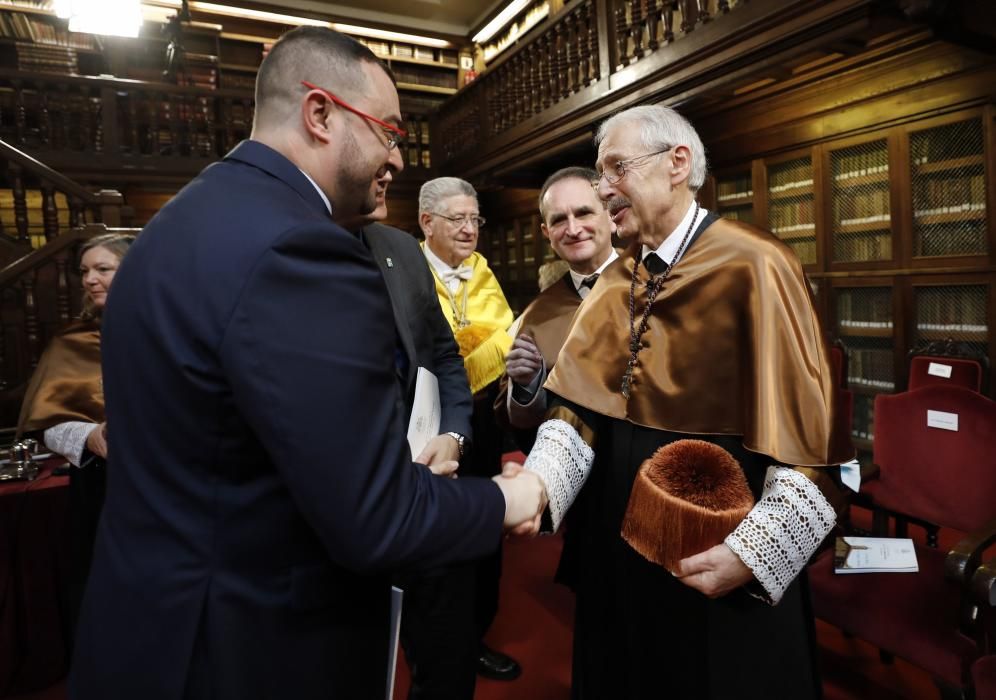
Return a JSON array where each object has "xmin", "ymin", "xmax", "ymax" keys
[{"xmin": 0, "ymin": 460, "xmax": 71, "ymax": 695}]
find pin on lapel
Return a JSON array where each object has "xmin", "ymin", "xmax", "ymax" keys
[{"xmin": 386, "ymin": 257, "xmax": 394, "ymax": 268}]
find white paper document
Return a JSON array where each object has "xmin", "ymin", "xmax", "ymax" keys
[
  {"xmin": 834, "ymin": 536, "xmax": 919, "ymax": 574},
  {"xmin": 407, "ymin": 367, "xmax": 440, "ymax": 461},
  {"xmin": 386, "ymin": 586, "xmax": 403, "ymax": 700}
]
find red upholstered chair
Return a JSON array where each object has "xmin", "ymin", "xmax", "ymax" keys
[
  {"xmin": 971, "ymin": 557, "xmax": 996, "ymax": 700},
  {"xmin": 907, "ymin": 338, "xmax": 989, "ymax": 394},
  {"xmin": 809, "ymin": 385, "xmax": 996, "ymax": 698}
]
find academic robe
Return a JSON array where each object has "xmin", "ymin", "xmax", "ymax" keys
[{"xmin": 544, "ymin": 215, "xmax": 853, "ymax": 699}]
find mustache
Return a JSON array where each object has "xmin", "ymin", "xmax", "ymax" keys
[{"xmin": 606, "ymin": 196, "xmax": 631, "ymax": 213}]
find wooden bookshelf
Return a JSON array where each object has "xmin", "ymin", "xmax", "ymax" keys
[{"xmin": 766, "ymin": 153, "xmax": 816, "ymax": 265}]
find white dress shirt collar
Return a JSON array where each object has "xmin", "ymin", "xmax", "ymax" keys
[
  {"xmin": 297, "ymin": 168, "xmax": 332, "ymax": 216},
  {"xmin": 423, "ymin": 244, "xmax": 471, "ymax": 293},
  {"xmin": 641, "ymin": 201, "xmax": 708, "ymax": 268},
  {"xmin": 568, "ymin": 248, "xmax": 620, "ymax": 297}
]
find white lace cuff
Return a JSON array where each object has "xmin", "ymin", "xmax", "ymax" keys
[
  {"xmin": 524, "ymin": 418, "xmax": 594, "ymax": 533},
  {"xmin": 725, "ymin": 466, "xmax": 836, "ymax": 605},
  {"xmin": 44, "ymin": 421, "xmax": 99, "ymax": 467}
]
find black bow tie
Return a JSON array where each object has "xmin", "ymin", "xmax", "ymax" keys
[
  {"xmin": 580, "ymin": 273, "xmax": 599, "ymax": 290},
  {"xmin": 643, "ymin": 252, "xmax": 669, "ymax": 276}
]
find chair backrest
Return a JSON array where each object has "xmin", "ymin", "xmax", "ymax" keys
[
  {"xmin": 828, "ymin": 339, "xmax": 849, "ymax": 390},
  {"xmin": 907, "ymin": 339, "xmax": 988, "ymax": 394},
  {"xmin": 873, "ymin": 385, "xmax": 996, "ymax": 534}
]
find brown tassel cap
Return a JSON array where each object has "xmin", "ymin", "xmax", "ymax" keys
[{"xmin": 621, "ymin": 439, "xmax": 754, "ymax": 571}]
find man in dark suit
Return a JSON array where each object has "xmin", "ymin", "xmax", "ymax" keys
[{"xmin": 70, "ymin": 27, "xmax": 545, "ymax": 700}]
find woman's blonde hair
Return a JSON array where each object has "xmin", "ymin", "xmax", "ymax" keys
[{"xmin": 80, "ymin": 233, "xmax": 136, "ymax": 321}]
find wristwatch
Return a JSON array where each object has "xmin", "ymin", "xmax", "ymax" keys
[{"xmin": 445, "ymin": 431, "xmax": 466, "ymax": 458}]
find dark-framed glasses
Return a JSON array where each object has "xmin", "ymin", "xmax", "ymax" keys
[
  {"xmin": 301, "ymin": 80, "xmax": 407, "ymax": 150},
  {"xmin": 593, "ymin": 146, "xmax": 674, "ymax": 187},
  {"xmin": 431, "ymin": 212, "xmax": 486, "ymax": 229}
]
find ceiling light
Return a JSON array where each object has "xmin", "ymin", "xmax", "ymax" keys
[
  {"xmin": 62, "ymin": 0, "xmax": 142, "ymax": 38},
  {"xmin": 140, "ymin": 1, "xmax": 450, "ymax": 48},
  {"xmin": 473, "ymin": 0, "xmax": 532, "ymax": 43}
]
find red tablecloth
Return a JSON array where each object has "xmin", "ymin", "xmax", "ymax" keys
[{"xmin": 0, "ymin": 461, "xmax": 71, "ymax": 695}]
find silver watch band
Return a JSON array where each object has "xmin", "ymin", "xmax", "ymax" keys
[{"xmin": 445, "ymin": 431, "xmax": 465, "ymax": 457}]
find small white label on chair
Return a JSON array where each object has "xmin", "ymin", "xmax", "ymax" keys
[
  {"xmin": 927, "ymin": 362, "xmax": 953, "ymax": 378},
  {"xmin": 926, "ymin": 409, "xmax": 958, "ymax": 431}
]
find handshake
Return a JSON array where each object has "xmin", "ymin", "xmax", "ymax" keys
[{"xmin": 492, "ymin": 461, "xmax": 547, "ymax": 536}]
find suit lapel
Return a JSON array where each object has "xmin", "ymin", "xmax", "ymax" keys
[{"xmin": 363, "ymin": 227, "xmax": 418, "ymax": 391}]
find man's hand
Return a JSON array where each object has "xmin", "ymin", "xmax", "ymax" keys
[
  {"xmin": 672, "ymin": 543, "xmax": 753, "ymax": 598},
  {"xmin": 86, "ymin": 422, "xmax": 108, "ymax": 459},
  {"xmin": 416, "ymin": 434, "xmax": 461, "ymax": 476},
  {"xmin": 505, "ymin": 334, "xmax": 543, "ymax": 387},
  {"xmin": 493, "ymin": 466, "xmax": 547, "ymax": 534}
]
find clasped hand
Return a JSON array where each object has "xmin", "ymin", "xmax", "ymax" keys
[
  {"xmin": 492, "ymin": 461, "xmax": 547, "ymax": 534},
  {"xmin": 505, "ymin": 334, "xmax": 543, "ymax": 387}
]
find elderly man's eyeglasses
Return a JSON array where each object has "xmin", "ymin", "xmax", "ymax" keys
[
  {"xmin": 431, "ymin": 213, "xmax": 486, "ymax": 229},
  {"xmin": 593, "ymin": 146, "xmax": 674, "ymax": 187},
  {"xmin": 301, "ymin": 80, "xmax": 407, "ymax": 150}
]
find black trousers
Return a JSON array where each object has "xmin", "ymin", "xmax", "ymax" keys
[{"xmin": 66, "ymin": 456, "xmax": 107, "ymax": 647}]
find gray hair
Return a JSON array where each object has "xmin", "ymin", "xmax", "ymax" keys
[
  {"xmin": 418, "ymin": 177, "xmax": 478, "ymax": 214},
  {"xmin": 595, "ymin": 104, "xmax": 708, "ymax": 191}
]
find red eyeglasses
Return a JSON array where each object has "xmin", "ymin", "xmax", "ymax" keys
[{"xmin": 301, "ymin": 80, "xmax": 407, "ymax": 150}]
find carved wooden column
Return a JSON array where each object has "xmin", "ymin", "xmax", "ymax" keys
[
  {"xmin": 149, "ymin": 91, "xmax": 160, "ymax": 155},
  {"xmin": 127, "ymin": 94, "xmax": 139, "ymax": 153},
  {"xmin": 55, "ymin": 252, "xmax": 71, "ymax": 324},
  {"xmin": 13, "ymin": 80, "xmax": 26, "ymax": 145},
  {"xmin": 663, "ymin": 0, "xmax": 676, "ymax": 43},
  {"xmin": 681, "ymin": 0, "xmax": 696, "ymax": 33},
  {"xmin": 23, "ymin": 270, "xmax": 40, "ymax": 369},
  {"xmin": 69, "ymin": 195, "xmax": 83, "ymax": 228},
  {"xmin": 39, "ymin": 89, "xmax": 51, "ymax": 147},
  {"xmin": 41, "ymin": 184, "xmax": 58, "ymax": 241},
  {"xmin": 80, "ymin": 86, "xmax": 93, "ymax": 151},
  {"xmin": 697, "ymin": 0, "xmax": 712, "ymax": 23},
  {"xmin": 10, "ymin": 163, "xmax": 28, "ymax": 242}
]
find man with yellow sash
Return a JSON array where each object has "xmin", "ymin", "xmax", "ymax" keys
[
  {"xmin": 507, "ymin": 106, "xmax": 854, "ymax": 699},
  {"xmin": 418, "ymin": 176, "xmax": 521, "ymax": 683}
]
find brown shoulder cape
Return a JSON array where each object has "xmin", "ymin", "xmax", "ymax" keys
[
  {"xmin": 518, "ymin": 273, "xmax": 584, "ymax": 366},
  {"xmin": 545, "ymin": 218, "xmax": 853, "ymax": 467},
  {"xmin": 16, "ymin": 319, "xmax": 104, "ymax": 435}
]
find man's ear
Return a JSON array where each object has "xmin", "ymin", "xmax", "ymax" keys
[
  {"xmin": 540, "ymin": 223, "xmax": 551, "ymax": 241},
  {"xmin": 670, "ymin": 145, "xmax": 691, "ymax": 184},
  {"xmin": 419, "ymin": 212, "xmax": 434, "ymax": 238},
  {"xmin": 302, "ymin": 92, "xmax": 333, "ymax": 144}
]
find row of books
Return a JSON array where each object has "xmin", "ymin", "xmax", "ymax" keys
[
  {"xmin": 405, "ymin": 118, "xmax": 430, "ymax": 146},
  {"xmin": 716, "ymin": 175, "xmax": 752, "ymax": 201},
  {"xmin": 785, "ymin": 239, "xmax": 816, "ymax": 265},
  {"xmin": 837, "ymin": 288, "xmax": 892, "ymax": 328},
  {"xmin": 768, "ymin": 159, "xmax": 812, "ymax": 191},
  {"xmin": 912, "ymin": 174, "xmax": 986, "ymax": 215},
  {"xmin": 833, "ymin": 230, "xmax": 891, "ymax": 262},
  {"xmin": 769, "ymin": 199, "xmax": 814, "ymax": 230},
  {"xmin": 916, "ymin": 289, "xmax": 988, "ymax": 327},
  {"xmin": 832, "ymin": 189, "xmax": 890, "ymax": 223},
  {"xmin": 14, "ymin": 41, "xmax": 76, "ymax": 74},
  {"xmin": 915, "ymin": 227, "xmax": 987, "ymax": 258},
  {"xmin": 392, "ymin": 65, "xmax": 458, "ymax": 89},
  {"xmin": 910, "ymin": 121, "xmax": 983, "ymax": 165},
  {"xmin": 357, "ymin": 38, "xmax": 458, "ymax": 67},
  {"xmin": 0, "ymin": 10, "xmax": 97, "ymax": 49},
  {"xmin": 832, "ymin": 147, "xmax": 888, "ymax": 181},
  {"xmin": 847, "ymin": 348, "xmax": 895, "ymax": 387}
]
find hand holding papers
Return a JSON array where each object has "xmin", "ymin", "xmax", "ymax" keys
[
  {"xmin": 834, "ymin": 537, "xmax": 919, "ymax": 574},
  {"xmin": 407, "ymin": 367, "xmax": 440, "ymax": 461}
]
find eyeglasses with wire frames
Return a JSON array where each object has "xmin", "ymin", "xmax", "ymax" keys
[
  {"xmin": 430, "ymin": 212, "xmax": 487, "ymax": 229},
  {"xmin": 300, "ymin": 80, "xmax": 407, "ymax": 150},
  {"xmin": 592, "ymin": 146, "xmax": 674, "ymax": 187}
]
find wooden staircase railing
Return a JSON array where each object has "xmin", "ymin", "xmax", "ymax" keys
[{"xmin": 0, "ymin": 137, "xmax": 123, "ymax": 255}]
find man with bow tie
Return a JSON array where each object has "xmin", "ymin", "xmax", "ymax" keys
[
  {"xmin": 496, "ymin": 166, "xmax": 618, "ymax": 440},
  {"xmin": 418, "ymin": 177, "xmax": 522, "ymax": 685}
]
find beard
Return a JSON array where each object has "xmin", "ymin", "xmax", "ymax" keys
[{"xmin": 333, "ymin": 127, "xmax": 382, "ymax": 219}]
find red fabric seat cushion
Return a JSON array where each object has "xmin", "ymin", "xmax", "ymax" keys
[
  {"xmin": 973, "ymin": 655, "xmax": 996, "ymax": 700},
  {"xmin": 809, "ymin": 544, "xmax": 978, "ymax": 687}
]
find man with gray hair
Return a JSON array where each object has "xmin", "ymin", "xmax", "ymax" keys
[
  {"xmin": 418, "ymin": 177, "xmax": 523, "ymax": 683},
  {"xmin": 506, "ymin": 104, "xmax": 853, "ymax": 698}
]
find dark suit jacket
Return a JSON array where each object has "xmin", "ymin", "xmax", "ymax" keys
[
  {"xmin": 361, "ymin": 223, "xmax": 472, "ymax": 439},
  {"xmin": 70, "ymin": 140, "xmax": 505, "ymax": 700}
]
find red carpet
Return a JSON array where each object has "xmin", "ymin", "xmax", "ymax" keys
[{"xmin": 12, "ymin": 531, "xmax": 944, "ymax": 700}]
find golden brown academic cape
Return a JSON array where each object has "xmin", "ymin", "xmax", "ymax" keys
[
  {"xmin": 545, "ymin": 218, "xmax": 853, "ymax": 469},
  {"xmin": 17, "ymin": 319, "xmax": 104, "ymax": 435}
]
